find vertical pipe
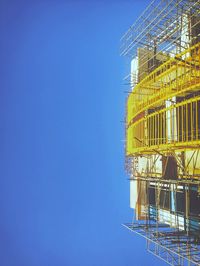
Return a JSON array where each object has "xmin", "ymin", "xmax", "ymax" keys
[{"xmin": 186, "ymin": 103, "xmax": 188, "ymax": 142}]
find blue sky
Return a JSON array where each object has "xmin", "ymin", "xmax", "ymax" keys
[{"xmin": 0, "ymin": 1, "xmax": 166, "ymax": 265}]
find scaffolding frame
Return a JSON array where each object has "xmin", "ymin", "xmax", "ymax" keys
[
  {"xmin": 122, "ymin": 1, "xmax": 200, "ymax": 265},
  {"xmin": 123, "ymin": 222, "xmax": 200, "ymax": 266},
  {"xmin": 125, "ymin": 174, "xmax": 200, "ymax": 265},
  {"xmin": 120, "ymin": 0, "xmax": 200, "ymax": 58},
  {"xmin": 126, "ymin": 42, "xmax": 200, "ymax": 124},
  {"xmin": 126, "ymin": 149, "xmax": 200, "ymax": 264}
]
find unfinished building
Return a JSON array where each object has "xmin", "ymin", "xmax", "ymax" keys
[{"xmin": 121, "ymin": 0, "xmax": 200, "ymax": 265}]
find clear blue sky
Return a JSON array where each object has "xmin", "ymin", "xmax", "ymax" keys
[{"xmin": 0, "ymin": 1, "xmax": 166, "ymax": 265}]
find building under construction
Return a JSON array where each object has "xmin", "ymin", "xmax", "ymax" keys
[{"xmin": 121, "ymin": 0, "xmax": 200, "ymax": 265}]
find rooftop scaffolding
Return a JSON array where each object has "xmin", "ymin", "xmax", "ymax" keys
[{"xmin": 120, "ymin": 0, "xmax": 200, "ymax": 59}]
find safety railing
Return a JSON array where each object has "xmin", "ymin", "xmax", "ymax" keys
[
  {"xmin": 127, "ymin": 96, "xmax": 200, "ymax": 155},
  {"xmin": 127, "ymin": 42, "xmax": 200, "ymax": 126}
]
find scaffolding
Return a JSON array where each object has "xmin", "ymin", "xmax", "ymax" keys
[
  {"xmin": 122, "ymin": 0, "xmax": 200, "ymax": 265},
  {"xmin": 120, "ymin": 0, "xmax": 200, "ymax": 59},
  {"xmin": 124, "ymin": 175, "xmax": 200, "ymax": 265},
  {"xmin": 126, "ymin": 41, "xmax": 200, "ymax": 156},
  {"xmin": 123, "ymin": 221, "xmax": 200, "ymax": 266}
]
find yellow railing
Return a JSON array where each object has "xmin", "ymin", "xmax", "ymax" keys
[
  {"xmin": 127, "ymin": 96, "xmax": 200, "ymax": 155},
  {"xmin": 126, "ymin": 43, "xmax": 200, "ymax": 156},
  {"xmin": 127, "ymin": 42, "xmax": 200, "ymax": 125}
]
